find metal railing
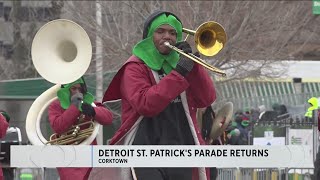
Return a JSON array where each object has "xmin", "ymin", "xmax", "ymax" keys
[
  {"xmin": 216, "ymin": 93, "xmax": 319, "ymax": 113},
  {"xmin": 215, "ymin": 108, "xmax": 318, "ymax": 180},
  {"xmin": 217, "ymin": 168, "xmax": 314, "ymax": 180}
]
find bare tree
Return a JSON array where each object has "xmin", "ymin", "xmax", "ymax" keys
[
  {"xmin": 61, "ymin": 1, "xmax": 319, "ymax": 82},
  {"xmin": 2, "ymin": 1, "xmax": 319, "ymax": 82},
  {"xmin": 0, "ymin": 0, "xmax": 64, "ymax": 80},
  {"xmin": 164, "ymin": 1, "xmax": 319, "ymax": 80}
]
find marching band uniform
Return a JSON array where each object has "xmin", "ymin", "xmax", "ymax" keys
[
  {"xmin": 101, "ymin": 11, "xmax": 216, "ymax": 180},
  {"xmin": 48, "ymin": 78, "xmax": 113, "ymax": 180},
  {"xmin": 0, "ymin": 112, "xmax": 9, "ymax": 180}
]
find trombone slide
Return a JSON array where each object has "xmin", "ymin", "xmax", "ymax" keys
[{"xmin": 164, "ymin": 42, "xmax": 226, "ymax": 77}]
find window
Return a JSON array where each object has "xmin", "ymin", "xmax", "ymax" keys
[
  {"xmin": 36, "ymin": 7, "xmax": 51, "ymax": 21},
  {"xmin": 18, "ymin": 7, "xmax": 30, "ymax": 22},
  {"xmin": 4, "ymin": 6, "xmax": 11, "ymax": 22},
  {"xmin": 0, "ymin": 3, "xmax": 3, "ymax": 18},
  {"xmin": 0, "ymin": 41, "xmax": 3, "ymax": 56},
  {"xmin": 3, "ymin": 44, "xmax": 13, "ymax": 59}
]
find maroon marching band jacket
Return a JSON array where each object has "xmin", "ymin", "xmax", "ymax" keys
[
  {"xmin": 101, "ymin": 55, "xmax": 216, "ymax": 180},
  {"xmin": 0, "ymin": 114, "xmax": 9, "ymax": 180},
  {"xmin": 48, "ymin": 100, "xmax": 113, "ymax": 180}
]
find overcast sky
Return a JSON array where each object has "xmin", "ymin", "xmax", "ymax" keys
[{"xmin": 284, "ymin": 61, "xmax": 320, "ymax": 80}]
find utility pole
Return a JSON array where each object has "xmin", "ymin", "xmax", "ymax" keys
[
  {"xmin": 313, "ymin": 110, "xmax": 319, "ymax": 162},
  {"xmin": 95, "ymin": 0, "xmax": 103, "ymax": 145}
]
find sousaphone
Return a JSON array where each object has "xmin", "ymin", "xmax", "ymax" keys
[{"xmin": 26, "ymin": 19, "xmax": 100, "ymax": 145}]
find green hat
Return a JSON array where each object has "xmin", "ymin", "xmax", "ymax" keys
[
  {"xmin": 20, "ymin": 173, "xmax": 33, "ymax": 180},
  {"xmin": 57, "ymin": 78, "xmax": 94, "ymax": 110},
  {"xmin": 133, "ymin": 13, "xmax": 183, "ymax": 74},
  {"xmin": 241, "ymin": 120, "xmax": 250, "ymax": 127},
  {"xmin": 230, "ymin": 129, "xmax": 236, "ymax": 136}
]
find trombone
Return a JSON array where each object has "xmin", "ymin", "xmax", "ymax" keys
[{"xmin": 164, "ymin": 21, "xmax": 227, "ymax": 77}]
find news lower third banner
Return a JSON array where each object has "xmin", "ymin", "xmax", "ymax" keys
[{"xmin": 11, "ymin": 145, "xmax": 313, "ymax": 168}]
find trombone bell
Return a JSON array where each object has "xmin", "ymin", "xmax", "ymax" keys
[
  {"xmin": 183, "ymin": 21, "xmax": 227, "ymax": 57},
  {"xmin": 164, "ymin": 21, "xmax": 227, "ymax": 76}
]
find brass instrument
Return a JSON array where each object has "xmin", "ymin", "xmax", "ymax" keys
[
  {"xmin": 164, "ymin": 21, "xmax": 227, "ymax": 76},
  {"xmin": 26, "ymin": 19, "xmax": 100, "ymax": 145},
  {"xmin": 46, "ymin": 116, "xmax": 94, "ymax": 145}
]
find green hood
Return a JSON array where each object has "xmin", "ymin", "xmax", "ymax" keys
[
  {"xmin": 132, "ymin": 13, "xmax": 183, "ymax": 74},
  {"xmin": 57, "ymin": 78, "xmax": 94, "ymax": 110}
]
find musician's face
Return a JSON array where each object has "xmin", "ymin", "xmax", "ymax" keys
[
  {"xmin": 153, "ymin": 24, "xmax": 177, "ymax": 55},
  {"xmin": 70, "ymin": 84, "xmax": 83, "ymax": 96}
]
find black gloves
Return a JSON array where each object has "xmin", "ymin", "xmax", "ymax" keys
[
  {"xmin": 0, "ymin": 111, "xmax": 10, "ymax": 123},
  {"xmin": 82, "ymin": 103, "xmax": 96, "ymax": 117},
  {"xmin": 71, "ymin": 92, "xmax": 83, "ymax": 109},
  {"xmin": 174, "ymin": 41, "xmax": 194, "ymax": 77},
  {"xmin": 176, "ymin": 41, "xmax": 192, "ymax": 54},
  {"xmin": 193, "ymin": 51, "xmax": 200, "ymax": 58}
]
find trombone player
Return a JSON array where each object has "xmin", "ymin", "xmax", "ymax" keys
[
  {"xmin": 101, "ymin": 10, "xmax": 216, "ymax": 180},
  {"xmin": 48, "ymin": 77, "xmax": 113, "ymax": 180}
]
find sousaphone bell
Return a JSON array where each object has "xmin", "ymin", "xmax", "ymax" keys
[{"xmin": 26, "ymin": 19, "xmax": 100, "ymax": 145}]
